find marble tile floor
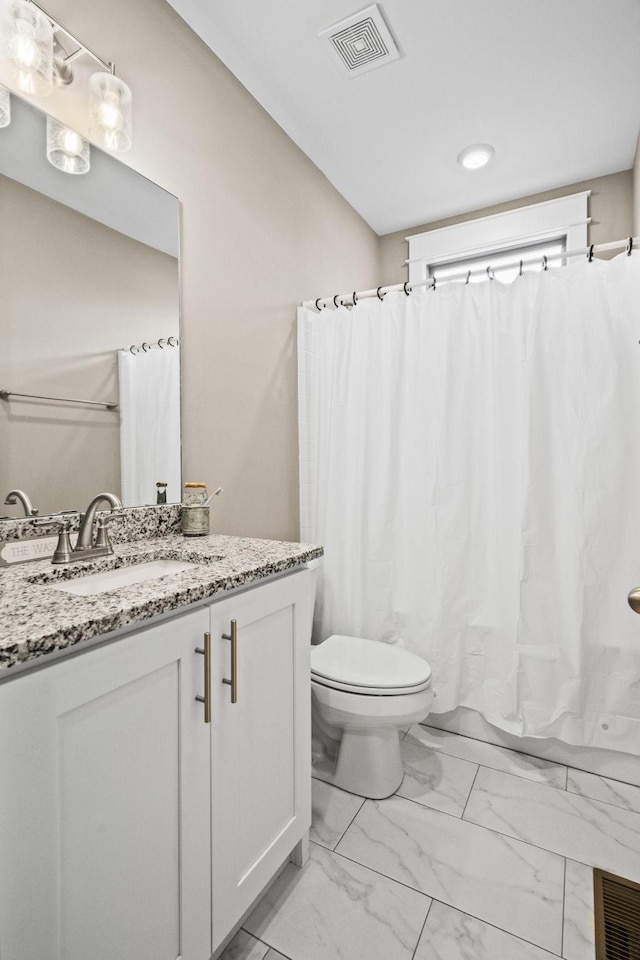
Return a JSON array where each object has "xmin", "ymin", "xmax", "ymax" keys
[{"xmin": 221, "ymin": 724, "xmax": 640, "ymax": 960}]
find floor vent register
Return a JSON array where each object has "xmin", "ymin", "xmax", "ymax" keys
[{"xmin": 595, "ymin": 868, "xmax": 640, "ymax": 960}]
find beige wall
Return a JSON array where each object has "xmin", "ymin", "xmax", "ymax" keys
[
  {"xmin": 379, "ymin": 170, "xmax": 633, "ymax": 286},
  {"xmin": 32, "ymin": 0, "xmax": 381, "ymax": 542},
  {"xmin": 0, "ymin": 176, "xmax": 179, "ymax": 517}
]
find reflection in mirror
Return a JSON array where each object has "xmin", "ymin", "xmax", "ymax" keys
[{"xmin": 0, "ymin": 93, "xmax": 181, "ymax": 519}]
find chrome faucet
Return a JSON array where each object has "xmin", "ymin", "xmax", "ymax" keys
[
  {"xmin": 73, "ymin": 492, "xmax": 123, "ymax": 558},
  {"xmin": 4, "ymin": 489, "xmax": 38, "ymax": 517}
]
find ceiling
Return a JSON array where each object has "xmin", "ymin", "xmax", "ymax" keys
[{"xmin": 165, "ymin": 0, "xmax": 640, "ymax": 236}]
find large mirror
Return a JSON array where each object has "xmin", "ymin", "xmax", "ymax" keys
[{"xmin": 0, "ymin": 93, "xmax": 181, "ymax": 519}]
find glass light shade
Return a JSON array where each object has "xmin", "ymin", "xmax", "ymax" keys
[
  {"xmin": 46, "ymin": 115, "xmax": 90, "ymax": 174},
  {"xmin": 88, "ymin": 71, "xmax": 132, "ymax": 152},
  {"xmin": 2, "ymin": 0, "xmax": 53, "ymax": 97},
  {"xmin": 0, "ymin": 84, "xmax": 9, "ymax": 127}
]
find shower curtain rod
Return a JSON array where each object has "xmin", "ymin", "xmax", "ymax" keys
[
  {"xmin": 302, "ymin": 235, "xmax": 640, "ymax": 311},
  {"xmin": 126, "ymin": 336, "xmax": 179, "ymax": 355}
]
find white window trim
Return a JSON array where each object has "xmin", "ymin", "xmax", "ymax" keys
[{"xmin": 406, "ymin": 192, "xmax": 590, "ymax": 285}]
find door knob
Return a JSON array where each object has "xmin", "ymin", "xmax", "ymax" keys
[{"xmin": 628, "ymin": 588, "xmax": 640, "ymax": 614}]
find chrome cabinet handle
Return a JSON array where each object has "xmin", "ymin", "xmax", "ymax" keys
[
  {"xmin": 222, "ymin": 620, "xmax": 238, "ymax": 704},
  {"xmin": 195, "ymin": 632, "xmax": 212, "ymax": 723}
]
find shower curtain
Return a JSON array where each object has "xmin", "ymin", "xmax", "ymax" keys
[
  {"xmin": 298, "ymin": 254, "xmax": 640, "ymax": 753},
  {"xmin": 118, "ymin": 345, "xmax": 181, "ymax": 507}
]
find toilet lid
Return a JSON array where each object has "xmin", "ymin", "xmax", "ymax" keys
[{"xmin": 311, "ymin": 635, "xmax": 432, "ymax": 694}]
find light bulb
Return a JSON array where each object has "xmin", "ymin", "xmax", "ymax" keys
[
  {"xmin": 97, "ymin": 92, "xmax": 123, "ymax": 131},
  {"xmin": 59, "ymin": 127, "xmax": 84, "ymax": 156},
  {"xmin": 13, "ymin": 22, "xmax": 39, "ymax": 69}
]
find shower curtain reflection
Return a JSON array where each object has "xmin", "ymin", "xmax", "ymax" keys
[
  {"xmin": 118, "ymin": 345, "xmax": 181, "ymax": 507},
  {"xmin": 298, "ymin": 254, "xmax": 640, "ymax": 754}
]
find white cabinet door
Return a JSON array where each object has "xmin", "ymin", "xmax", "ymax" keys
[
  {"xmin": 209, "ymin": 569, "xmax": 313, "ymax": 951},
  {"xmin": 0, "ymin": 608, "xmax": 212, "ymax": 960}
]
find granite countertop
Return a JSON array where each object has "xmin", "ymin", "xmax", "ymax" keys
[{"xmin": 0, "ymin": 534, "xmax": 323, "ymax": 673}]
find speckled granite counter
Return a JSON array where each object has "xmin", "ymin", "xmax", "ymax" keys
[{"xmin": 0, "ymin": 533, "xmax": 323, "ymax": 672}]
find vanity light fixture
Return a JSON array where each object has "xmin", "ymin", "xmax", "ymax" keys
[
  {"xmin": 0, "ymin": 0, "xmax": 132, "ymax": 152},
  {"xmin": 457, "ymin": 143, "xmax": 495, "ymax": 171},
  {"xmin": 0, "ymin": 83, "xmax": 9, "ymax": 126},
  {"xmin": 46, "ymin": 114, "xmax": 89, "ymax": 174}
]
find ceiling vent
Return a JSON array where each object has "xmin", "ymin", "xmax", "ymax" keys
[{"xmin": 319, "ymin": 5, "xmax": 400, "ymax": 78}]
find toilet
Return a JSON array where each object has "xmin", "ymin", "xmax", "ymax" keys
[{"xmin": 311, "ymin": 634, "xmax": 433, "ymax": 799}]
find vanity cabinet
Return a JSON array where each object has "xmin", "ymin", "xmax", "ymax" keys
[
  {"xmin": 0, "ymin": 606, "xmax": 212, "ymax": 960},
  {"xmin": 0, "ymin": 567, "xmax": 314, "ymax": 960},
  {"xmin": 208, "ymin": 570, "xmax": 312, "ymax": 953}
]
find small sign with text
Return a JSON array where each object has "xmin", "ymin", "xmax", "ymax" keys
[{"xmin": 0, "ymin": 534, "xmax": 78, "ymax": 567}]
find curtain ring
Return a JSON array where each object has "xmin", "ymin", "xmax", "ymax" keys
[
  {"xmin": 588, "ymin": 244, "xmax": 594, "ymax": 263},
  {"xmin": 333, "ymin": 294, "xmax": 341, "ymax": 308},
  {"xmin": 519, "ymin": 260, "xmax": 523, "ymax": 277},
  {"xmin": 129, "ymin": 345, "xmax": 139, "ymax": 355},
  {"xmin": 167, "ymin": 336, "xmax": 178, "ymax": 347},
  {"xmin": 627, "ymin": 237, "xmax": 634, "ymax": 256},
  {"xmin": 376, "ymin": 286, "xmax": 386, "ymax": 301},
  {"xmin": 431, "ymin": 276, "xmax": 436, "ymax": 291},
  {"xmin": 465, "ymin": 270, "xmax": 471, "ymax": 285},
  {"xmin": 352, "ymin": 291, "xmax": 358, "ymax": 305},
  {"xmin": 404, "ymin": 281, "xmax": 411, "ymax": 296},
  {"xmin": 157, "ymin": 338, "xmax": 166, "ymax": 349},
  {"xmin": 141, "ymin": 342, "xmax": 151, "ymax": 352},
  {"xmin": 542, "ymin": 255, "xmax": 548, "ymax": 271},
  {"xmin": 486, "ymin": 266, "xmax": 494, "ymax": 281},
  {"xmin": 315, "ymin": 298, "xmax": 324, "ymax": 311}
]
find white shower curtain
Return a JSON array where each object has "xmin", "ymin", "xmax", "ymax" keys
[
  {"xmin": 118, "ymin": 346, "xmax": 181, "ymax": 507},
  {"xmin": 298, "ymin": 254, "xmax": 640, "ymax": 753}
]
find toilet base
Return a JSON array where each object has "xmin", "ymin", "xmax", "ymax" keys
[
  {"xmin": 313, "ymin": 725, "xmax": 404, "ymax": 800},
  {"xmin": 311, "ymin": 680, "xmax": 433, "ymax": 800}
]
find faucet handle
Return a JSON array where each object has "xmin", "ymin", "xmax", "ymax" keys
[
  {"xmin": 33, "ymin": 517, "xmax": 71, "ymax": 532},
  {"xmin": 95, "ymin": 512, "xmax": 126, "ymax": 552},
  {"xmin": 33, "ymin": 518, "xmax": 73, "ymax": 564}
]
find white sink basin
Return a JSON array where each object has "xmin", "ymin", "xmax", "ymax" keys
[{"xmin": 50, "ymin": 559, "xmax": 201, "ymax": 597}]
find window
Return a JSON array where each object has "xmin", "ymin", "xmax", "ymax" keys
[
  {"xmin": 407, "ymin": 192, "xmax": 589, "ymax": 286},
  {"xmin": 430, "ymin": 238, "xmax": 566, "ymax": 285}
]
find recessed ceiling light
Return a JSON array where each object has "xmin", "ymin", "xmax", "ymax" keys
[{"xmin": 457, "ymin": 143, "xmax": 495, "ymax": 170}]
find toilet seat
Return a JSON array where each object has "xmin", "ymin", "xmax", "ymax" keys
[{"xmin": 311, "ymin": 634, "xmax": 432, "ymax": 697}]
